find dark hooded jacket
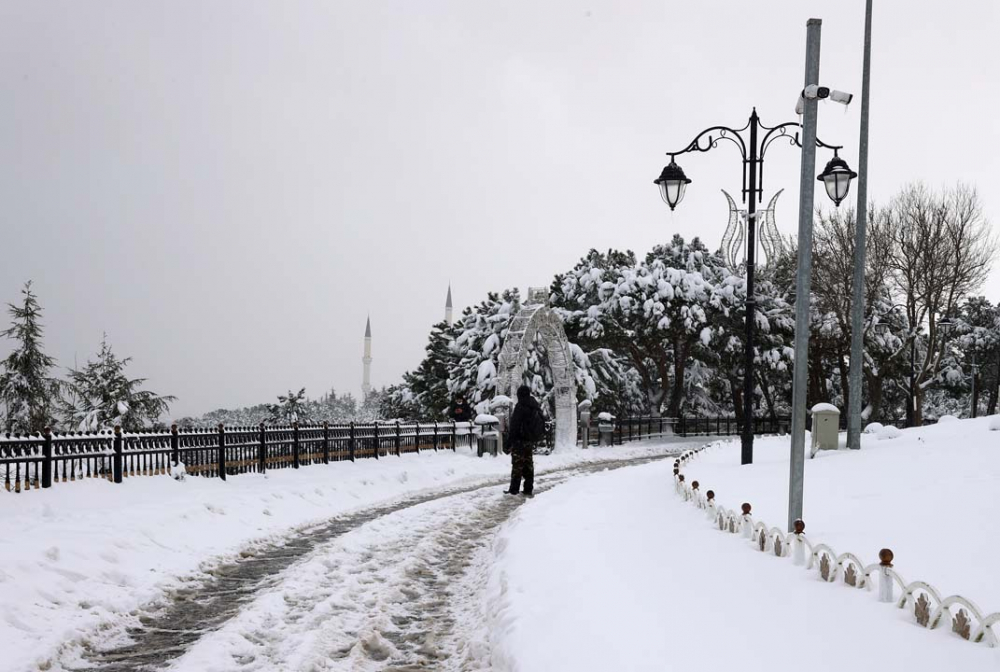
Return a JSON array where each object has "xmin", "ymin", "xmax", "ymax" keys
[
  {"xmin": 508, "ymin": 387, "xmax": 543, "ymax": 452},
  {"xmin": 449, "ymin": 399, "xmax": 473, "ymax": 422}
]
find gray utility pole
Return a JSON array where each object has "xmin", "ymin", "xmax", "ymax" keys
[
  {"xmin": 788, "ymin": 18, "xmax": 822, "ymax": 533},
  {"xmin": 846, "ymin": 0, "xmax": 875, "ymax": 450}
]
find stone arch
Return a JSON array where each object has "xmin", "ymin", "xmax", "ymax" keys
[{"xmin": 497, "ymin": 287, "xmax": 577, "ymax": 450}]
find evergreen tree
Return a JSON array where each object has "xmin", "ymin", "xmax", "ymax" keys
[
  {"xmin": 406, "ymin": 319, "xmax": 461, "ymax": 419},
  {"xmin": 63, "ymin": 335, "xmax": 174, "ymax": 431},
  {"xmin": 267, "ymin": 388, "xmax": 311, "ymax": 424},
  {"xmin": 448, "ymin": 289, "xmax": 521, "ymax": 405},
  {"xmin": 380, "ymin": 383, "xmax": 420, "ymax": 420},
  {"xmin": 0, "ymin": 282, "xmax": 62, "ymax": 433}
]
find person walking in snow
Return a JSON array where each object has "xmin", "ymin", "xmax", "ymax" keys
[
  {"xmin": 504, "ymin": 385, "xmax": 546, "ymax": 497},
  {"xmin": 449, "ymin": 395, "xmax": 473, "ymax": 423}
]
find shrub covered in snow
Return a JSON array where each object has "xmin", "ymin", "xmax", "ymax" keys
[
  {"xmin": 170, "ymin": 462, "xmax": 187, "ymax": 481},
  {"xmin": 877, "ymin": 425, "xmax": 902, "ymax": 441},
  {"xmin": 989, "ymin": 415, "xmax": 1000, "ymax": 432},
  {"xmin": 937, "ymin": 414, "xmax": 959, "ymax": 423},
  {"xmin": 863, "ymin": 422, "xmax": 884, "ymax": 434}
]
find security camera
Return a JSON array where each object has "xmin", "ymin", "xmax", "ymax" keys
[
  {"xmin": 803, "ymin": 84, "xmax": 830, "ymax": 100},
  {"xmin": 796, "ymin": 85, "xmax": 854, "ymax": 114},
  {"xmin": 828, "ymin": 89, "xmax": 853, "ymax": 105}
]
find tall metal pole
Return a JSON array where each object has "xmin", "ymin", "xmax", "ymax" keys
[
  {"xmin": 788, "ymin": 18, "xmax": 822, "ymax": 532},
  {"xmin": 846, "ymin": 0, "xmax": 874, "ymax": 450},
  {"xmin": 907, "ymin": 337, "xmax": 916, "ymax": 427},
  {"xmin": 971, "ymin": 353, "xmax": 978, "ymax": 418},
  {"xmin": 741, "ymin": 110, "xmax": 760, "ymax": 465}
]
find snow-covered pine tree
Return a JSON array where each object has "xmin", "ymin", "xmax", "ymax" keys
[
  {"xmin": 62, "ymin": 335, "xmax": 175, "ymax": 431},
  {"xmin": 313, "ymin": 388, "xmax": 359, "ymax": 422},
  {"xmin": 358, "ymin": 387, "xmax": 384, "ymax": 421},
  {"xmin": 935, "ymin": 296, "xmax": 1000, "ymax": 417},
  {"xmin": 379, "ymin": 383, "xmax": 420, "ymax": 420},
  {"xmin": 266, "ymin": 388, "xmax": 312, "ymax": 425},
  {"xmin": 555, "ymin": 238, "xmax": 736, "ymax": 417},
  {"xmin": 448, "ymin": 288, "xmax": 521, "ymax": 406},
  {"xmin": 0, "ymin": 282, "xmax": 62, "ymax": 433},
  {"xmin": 406, "ymin": 319, "xmax": 462, "ymax": 419}
]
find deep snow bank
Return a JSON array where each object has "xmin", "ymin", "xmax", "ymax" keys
[
  {"xmin": 488, "ymin": 460, "xmax": 999, "ymax": 671},
  {"xmin": 691, "ymin": 415, "xmax": 1000, "ymax": 610},
  {"xmin": 0, "ymin": 441, "xmax": 683, "ymax": 672}
]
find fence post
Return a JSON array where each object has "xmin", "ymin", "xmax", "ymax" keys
[
  {"xmin": 42, "ymin": 427, "xmax": 53, "ymax": 488},
  {"xmin": 258, "ymin": 423, "xmax": 267, "ymax": 473},
  {"xmin": 415, "ymin": 423, "xmax": 421, "ymax": 454},
  {"xmin": 792, "ymin": 519, "xmax": 806, "ymax": 565},
  {"xmin": 217, "ymin": 424, "xmax": 227, "ymax": 481},
  {"xmin": 322, "ymin": 422, "xmax": 330, "ymax": 464},
  {"xmin": 451, "ymin": 421, "xmax": 457, "ymax": 451},
  {"xmin": 395, "ymin": 421, "xmax": 401, "ymax": 456},
  {"xmin": 878, "ymin": 549, "xmax": 895, "ymax": 603},
  {"xmin": 432, "ymin": 421, "xmax": 439, "ymax": 451},
  {"xmin": 292, "ymin": 422, "xmax": 300, "ymax": 469},
  {"xmin": 373, "ymin": 422, "xmax": 380, "ymax": 459},
  {"xmin": 113, "ymin": 425, "xmax": 123, "ymax": 483},
  {"xmin": 349, "ymin": 421, "xmax": 356, "ymax": 462},
  {"xmin": 171, "ymin": 423, "xmax": 180, "ymax": 467}
]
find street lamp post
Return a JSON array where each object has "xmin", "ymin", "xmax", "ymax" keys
[{"xmin": 655, "ymin": 110, "xmax": 854, "ymax": 465}]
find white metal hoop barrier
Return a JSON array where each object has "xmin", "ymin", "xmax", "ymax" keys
[{"xmin": 671, "ymin": 446, "xmax": 1000, "ymax": 648}]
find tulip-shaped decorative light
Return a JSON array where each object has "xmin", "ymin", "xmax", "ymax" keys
[
  {"xmin": 654, "ymin": 158, "xmax": 692, "ymax": 211},
  {"xmin": 817, "ymin": 152, "xmax": 858, "ymax": 207}
]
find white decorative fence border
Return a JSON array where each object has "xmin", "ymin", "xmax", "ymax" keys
[{"xmin": 672, "ymin": 446, "xmax": 999, "ymax": 648}]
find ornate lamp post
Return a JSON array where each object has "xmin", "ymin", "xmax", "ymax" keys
[{"xmin": 655, "ymin": 109, "xmax": 855, "ymax": 465}]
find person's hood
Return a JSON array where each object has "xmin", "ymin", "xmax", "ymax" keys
[{"xmin": 518, "ymin": 395, "xmax": 541, "ymax": 411}]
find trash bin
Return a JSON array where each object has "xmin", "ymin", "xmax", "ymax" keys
[
  {"xmin": 597, "ymin": 411, "xmax": 615, "ymax": 446},
  {"xmin": 475, "ymin": 414, "xmax": 500, "ymax": 457},
  {"xmin": 810, "ymin": 403, "xmax": 840, "ymax": 457},
  {"xmin": 489, "ymin": 396, "xmax": 513, "ymax": 455},
  {"xmin": 578, "ymin": 399, "xmax": 593, "ymax": 448}
]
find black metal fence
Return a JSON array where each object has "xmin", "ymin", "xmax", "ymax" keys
[
  {"xmin": 3, "ymin": 411, "xmax": 870, "ymax": 494},
  {"xmin": 607, "ymin": 415, "xmax": 794, "ymax": 446},
  {"xmin": 0, "ymin": 421, "xmax": 477, "ymax": 494}
]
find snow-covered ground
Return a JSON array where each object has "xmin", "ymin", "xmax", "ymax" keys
[
  {"xmin": 690, "ymin": 415, "xmax": 1000, "ymax": 611},
  {"xmin": 0, "ymin": 442, "xmax": 689, "ymax": 672},
  {"xmin": 489, "ymin": 456, "xmax": 1000, "ymax": 671}
]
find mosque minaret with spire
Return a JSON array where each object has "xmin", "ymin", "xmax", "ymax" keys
[
  {"xmin": 362, "ymin": 286, "xmax": 450, "ymax": 398},
  {"xmin": 362, "ymin": 316, "xmax": 372, "ymax": 399},
  {"xmin": 445, "ymin": 284, "xmax": 453, "ymax": 326}
]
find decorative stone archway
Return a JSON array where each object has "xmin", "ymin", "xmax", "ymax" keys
[{"xmin": 497, "ymin": 287, "xmax": 577, "ymax": 450}]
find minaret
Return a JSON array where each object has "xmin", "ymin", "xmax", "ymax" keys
[
  {"xmin": 445, "ymin": 284, "xmax": 453, "ymax": 326},
  {"xmin": 362, "ymin": 316, "xmax": 372, "ymax": 399}
]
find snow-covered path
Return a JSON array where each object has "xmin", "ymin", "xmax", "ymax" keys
[
  {"xmin": 71, "ymin": 456, "xmax": 667, "ymax": 671},
  {"xmin": 489, "ymin": 457, "xmax": 1000, "ymax": 671}
]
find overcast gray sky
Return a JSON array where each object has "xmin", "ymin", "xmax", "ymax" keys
[{"xmin": 1, "ymin": 0, "xmax": 997, "ymax": 418}]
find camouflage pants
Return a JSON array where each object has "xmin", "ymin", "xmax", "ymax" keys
[{"xmin": 510, "ymin": 447, "xmax": 534, "ymax": 494}]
